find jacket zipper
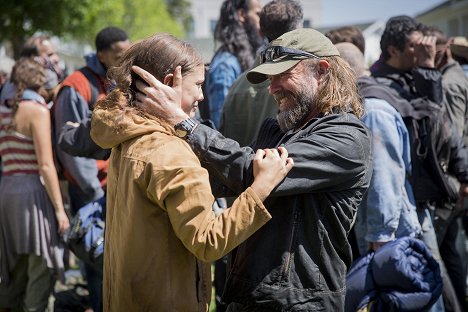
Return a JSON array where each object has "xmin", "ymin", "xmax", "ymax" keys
[{"xmin": 283, "ymin": 206, "xmax": 299, "ymax": 278}]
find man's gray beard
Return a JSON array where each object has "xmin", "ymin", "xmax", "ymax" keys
[{"xmin": 277, "ymin": 91, "xmax": 314, "ymax": 132}]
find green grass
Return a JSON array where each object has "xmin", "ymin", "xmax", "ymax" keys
[{"xmin": 210, "ymin": 264, "xmax": 217, "ymax": 311}]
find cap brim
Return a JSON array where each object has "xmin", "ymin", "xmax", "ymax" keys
[
  {"xmin": 246, "ymin": 59, "xmax": 301, "ymax": 84},
  {"xmin": 450, "ymin": 44, "xmax": 468, "ymax": 59}
]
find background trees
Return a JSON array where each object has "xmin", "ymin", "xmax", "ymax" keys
[{"xmin": 0, "ymin": 0, "xmax": 192, "ymax": 59}]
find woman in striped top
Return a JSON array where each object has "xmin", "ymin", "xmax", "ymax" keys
[{"xmin": 0, "ymin": 58, "xmax": 69, "ymax": 312}]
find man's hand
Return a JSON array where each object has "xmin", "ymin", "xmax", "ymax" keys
[
  {"xmin": 132, "ymin": 65, "xmax": 188, "ymax": 126},
  {"xmin": 416, "ymin": 35, "xmax": 437, "ymax": 68}
]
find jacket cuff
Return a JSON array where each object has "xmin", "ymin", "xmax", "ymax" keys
[{"xmin": 245, "ymin": 187, "xmax": 272, "ymax": 220}]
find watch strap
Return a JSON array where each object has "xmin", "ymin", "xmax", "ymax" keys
[{"xmin": 174, "ymin": 118, "xmax": 198, "ymax": 138}]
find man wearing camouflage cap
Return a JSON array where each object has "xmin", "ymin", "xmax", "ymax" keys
[{"xmin": 133, "ymin": 28, "xmax": 372, "ymax": 311}]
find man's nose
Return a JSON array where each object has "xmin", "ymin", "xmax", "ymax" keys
[{"xmin": 269, "ymin": 77, "xmax": 281, "ymax": 95}]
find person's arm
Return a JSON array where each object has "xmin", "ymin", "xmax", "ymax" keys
[
  {"xmin": 30, "ymin": 102, "xmax": 69, "ymax": 234},
  {"xmin": 58, "ymin": 118, "xmax": 111, "ymax": 159},
  {"xmin": 447, "ymin": 125, "xmax": 468, "ymax": 184},
  {"xmin": 185, "ymin": 118, "xmax": 370, "ymax": 197},
  {"xmin": 412, "ymin": 67, "xmax": 444, "ymax": 104},
  {"xmin": 207, "ymin": 58, "xmax": 241, "ymax": 129},
  {"xmin": 145, "ymin": 141, "xmax": 293, "ymax": 262},
  {"xmin": 361, "ymin": 100, "xmax": 409, "ymax": 247},
  {"xmin": 55, "ymin": 87, "xmax": 104, "ymax": 202},
  {"xmin": 442, "ymin": 78, "xmax": 468, "ymax": 139},
  {"xmin": 413, "ymin": 35, "xmax": 444, "ymax": 104},
  {"xmin": 132, "ymin": 66, "xmax": 371, "ymax": 197}
]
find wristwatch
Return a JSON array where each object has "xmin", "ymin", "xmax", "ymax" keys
[{"xmin": 174, "ymin": 118, "xmax": 198, "ymax": 138}]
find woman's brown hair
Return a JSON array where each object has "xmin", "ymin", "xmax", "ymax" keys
[
  {"xmin": 7, "ymin": 58, "xmax": 46, "ymax": 130},
  {"xmin": 99, "ymin": 33, "xmax": 204, "ymax": 116}
]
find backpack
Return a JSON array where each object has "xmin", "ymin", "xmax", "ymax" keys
[
  {"xmin": 359, "ymin": 76, "xmax": 459, "ymax": 204},
  {"xmin": 64, "ymin": 196, "xmax": 105, "ymax": 272}
]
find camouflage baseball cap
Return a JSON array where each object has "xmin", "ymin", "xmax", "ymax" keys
[
  {"xmin": 247, "ymin": 28, "xmax": 340, "ymax": 84},
  {"xmin": 450, "ymin": 36, "xmax": 468, "ymax": 60}
]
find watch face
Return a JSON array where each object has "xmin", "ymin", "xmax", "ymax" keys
[
  {"xmin": 174, "ymin": 118, "xmax": 197, "ymax": 138},
  {"xmin": 175, "ymin": 128, "xmax": 188, "ymax": 138}
]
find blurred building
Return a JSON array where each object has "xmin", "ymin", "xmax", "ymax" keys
[
  {"xmin": 416, "ymin": 0, "xmax": 468, "ymax": 37},
  {"xmin": 316, "ymin": 0, "xmax": 468, "ymax": 68},
  {"xmin": 51, "ymin": 37, "xmax": 92, "ymax": 73}
]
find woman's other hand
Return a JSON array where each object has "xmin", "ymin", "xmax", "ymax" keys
[{"xmin": 251, "ymin": 146, "xmax": 294, "ymax": 201}]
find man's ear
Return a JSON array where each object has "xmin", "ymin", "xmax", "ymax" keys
[
  {"xmin": 164, "ymin": 74, "xmax": 174, "ymax": 87},
  {"xmin": 317, "ymin": 59, "xmax": 330, "ymax": 76},
  {"xmin": 97, "ymin": 51, "xmax": 105, "ymax": 64},
  {"xmin": 315, "ymin": 60, "xmax": 330, "ymax": 86},
  {"xmin": 388, "ymin": 45, "xmax": 399, "ymax": 59},
  {"xmin": 237, "ymin": 8, "xmax": 246, "ymax": 23}
]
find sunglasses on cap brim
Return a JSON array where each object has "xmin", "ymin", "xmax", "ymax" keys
[{"xmin": 260, "ymin": 46, "xmax": 320, "ymax": 64}]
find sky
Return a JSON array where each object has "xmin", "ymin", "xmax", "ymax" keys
[{"xmin": 320, "ymin": 0, "xmax": 446, "ymax": 27}]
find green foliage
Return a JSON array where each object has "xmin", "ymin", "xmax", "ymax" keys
[
  {"xmin": 123, "ymin": 0, "xmax": 184, "ymax": 41},
  {"xmin": 165, "ymin": 0, "xmax": 193, "ymax": 34},
  {"xmin": 0, "ymin": 0, "xmax": 186, "ymax": 58},
  {"xmin": 79, "ymin": 0, "xmax": 184, "ymax": 42},
  {"xmin": 0, "ymin": 0, "xmax": 93, "ymax": 57}
]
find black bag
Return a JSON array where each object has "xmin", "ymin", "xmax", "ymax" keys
[
  {"xmin": 64, "ymin": 197, "xmax": 105, "ymax": 272},
  {"xmin": 54, "ymin": 284, "xmax": 91, "ymax": 312},
  {"xmin": 359, "ymin": 76, "xmax": 459, "ymax": 203},
  {"xmin": 404, "ymin": 99, "xmax": 459, "ymax": 203}
]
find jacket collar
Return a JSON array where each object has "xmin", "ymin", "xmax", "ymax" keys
[{"xmin": 84, "ymin": 53, "xmax": 107, "ymax": 77}]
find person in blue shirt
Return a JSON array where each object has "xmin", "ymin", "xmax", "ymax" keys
[
  {"xmin": 336, "ymin": 42, "xmax": 422, "ymax": 255},
  {"xmin": 206, "ymin": 0, "xmax": 263, "ymax": 129},
  {"xmin": 206, "ymin": 3, "xmax": 264, "ymax": 309},
  {"xmin": 336, "ymin": 41, "xmax": 447, "ymax": 312}
]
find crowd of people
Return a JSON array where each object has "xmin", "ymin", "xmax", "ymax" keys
[{"xmin": 0, "ymin": 0, "xmax": 467, "ymax": 311}]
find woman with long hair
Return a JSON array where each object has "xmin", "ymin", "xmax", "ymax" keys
[
  {"xmin": 207, "ymin": 0, "xmax": 264, "ymax": 129},
  {"xmin": 90, "ymin": 33, "xmax": 293, "ymax": 311},
  {"xmin": 0, "ymin": 58, "xmax": 69, "ymax": 312}
]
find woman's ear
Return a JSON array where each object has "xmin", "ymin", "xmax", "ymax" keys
[{"xmin": 163, "ymin": 74, "xmax": 174, "ymax": 87}]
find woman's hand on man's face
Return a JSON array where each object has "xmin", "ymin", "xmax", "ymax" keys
[{"xmin": 132, "ymin": 65, "xmax": 188, "ymax": 126}]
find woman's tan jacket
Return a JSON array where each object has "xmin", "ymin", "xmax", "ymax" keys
[{"xmin": 91, "ymin": 94, "xmax": 271, "ymax": 312}]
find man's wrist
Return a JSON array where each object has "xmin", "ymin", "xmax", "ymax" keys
[
  {"xmin": 418, "ymin": 60, "xmax": 435, "ymax": 68},
  {"xmin": 174, "ymin": 118, "xmax": 199, "ymax": 138},
  {"xmin": 167, "ymin": 111, "xmax": 191, "ymax": 126}
]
